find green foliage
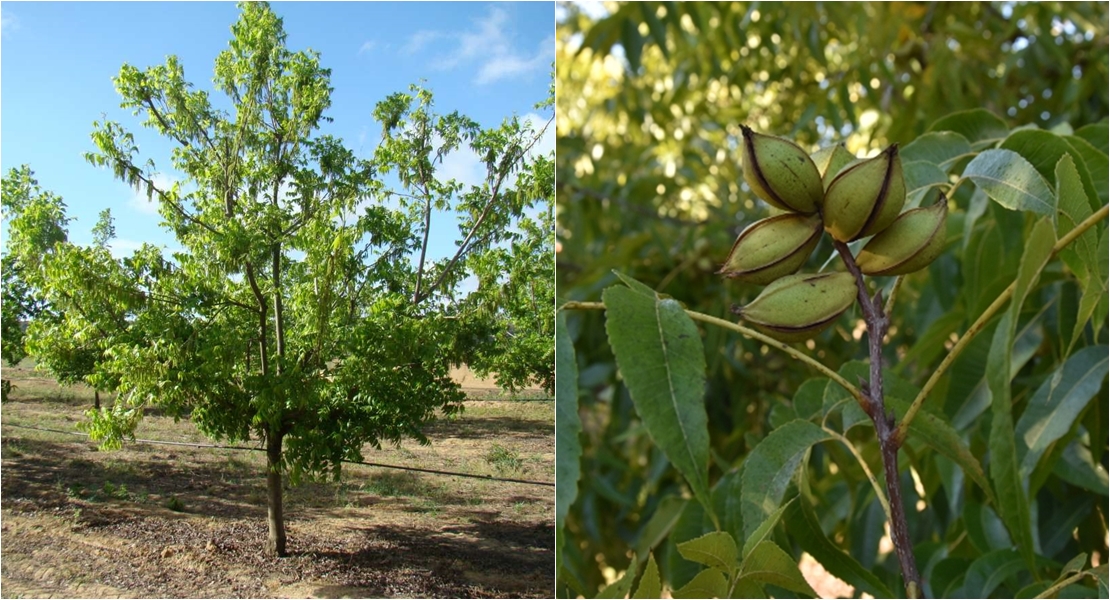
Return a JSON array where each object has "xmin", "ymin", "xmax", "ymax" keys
[
  {"xmin": 558, "ymin": 5, "xmax": 1108, "ymax": 596},
  {"xmin": 165, "ymin": 495, "xmax": 185, "ymax": 512},
  {"xmin": 1, "ymin": 255, "xmax": 33, "ymax": 366},
  {"xmin": 1, "ymin": 165, "xmax": 135, "ymax": 400},
  {"xmin": 91, "ymin": 208, "xmax": 115, "ymax": 248},
  {"xmin": 463, "ymin": 201, "xmax": 556, "ymax": 395},
  {"xmin": 603, "ymin": 533, "xmax": 819, "ymax": 599},
  {"xmin": 555, "ymin": 312, "xmax": 583, "ymax": 578},
  {"xmin": 101, "ymin": 480, "xmax": 132, "ymax": 501},
  {"xmin": 485, "ymin": 443, "xmax": 524, "ymax": 475},
  {"xmin": 1, "ymin": 165, "xmax": 70, "ymax": 367},
  {"xmin": 602, "ymin": 278, "xmax": 713, "ymax": 522}
]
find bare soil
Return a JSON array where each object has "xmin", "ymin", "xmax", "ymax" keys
[{"xmin": 0, "ymin": 362, "xmax": 553, "ymax": 598}]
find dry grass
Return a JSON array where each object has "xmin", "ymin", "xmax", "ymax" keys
[{"xmin": 0, "ymin": 360, "xmax": 553, "ymax": 598}]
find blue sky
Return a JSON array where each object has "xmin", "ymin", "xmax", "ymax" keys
[{"xmin": 1, "ymin": 1, "xmax": 554, "ymax": 266}]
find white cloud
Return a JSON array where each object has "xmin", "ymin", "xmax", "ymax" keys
[
  {"xmin": 522, "ymin": 112, "xmax": 556, "ymax": 158},
  {"xmin": 414, "ymin": 7, "xmax": 551, "ymax": 86},
  {"xmin": 1, "ymin": 8, "xmax": 18, "ymax": 34},
  {"xmin": 433, "ymin": 112, "xmax": 552, "ymax": 190},
  {"xmin": 475, "ymin": 35, "xmax": 555, "ymax": 85},
  {"xmin": 129, "ymin": 173, "xmax": 177, "ymax": 215},
  {"xmin": 437, "ymin": 141, "xmax": 486, "ymax": 189},
  {"xmin": 358, "ymin": 40, "xmax": 380, "ymax": 55},
  {"xmin": 433, "ymin": 7, "xmax": 511, "ymax": 70},
  {"xmin": 402, "ymin": 30, "xmax": 442, "ymax": 55},
  {"xmin": 106, "ymin": 238, "xmax": 146, "ymax": 259},
  {"xmin": 107, "ymin": 239, "xmax": 182, "ymax": 262}
]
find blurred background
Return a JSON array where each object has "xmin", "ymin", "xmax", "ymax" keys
[{"xmin": 556, "ymin": 1, "xmax": 1108, "ymax": 595}]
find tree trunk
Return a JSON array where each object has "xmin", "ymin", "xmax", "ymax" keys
[
  {"xmin": 266, "ymin": 429, "xmax": 287, "ymax": 557},
  {"xmin": 94, "ymin": 389, "xmax": 100, "ymax": 410}
]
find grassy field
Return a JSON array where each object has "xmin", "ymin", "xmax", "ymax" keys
[{"xmin": 0, "ymin": 361, "xmax": 553, "ymax": 598}]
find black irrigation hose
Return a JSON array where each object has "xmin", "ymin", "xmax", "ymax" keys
[
  {"xmin": 461, "ymin": 397, "xmax": 555, "ymax": 403},
  {"xmin": 2, "ymin": 422, "xmax": 555, "ymax": 488}
]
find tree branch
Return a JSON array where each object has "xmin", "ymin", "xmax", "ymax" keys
[
  {"xmin": 413, "ymin": 116, "xmax": 552, "ymax": 305},
  {"xmin": 118, "ymin": 162, "xmax": 221, "ymax": 236},
  {"xmin": 143, "ymin": 96, "xmax": 218, "ymax": 155},
  {"xmin": 559, "ymin": 300, "xmax": 864, "ymax": 405},
  {"xmin": 834, "ymin": 240, "xmax": 921, "ymax": 598},
  {"xmin": 244, "ymin": 261, "xmax": 270, "ymax": 377},
  {"xmin": 412, "ymin": 174, "xmax": 434, "ymax": 304},
  {"xmin": 897, "ymin": 203, "xmax": 1109, "ymax": 441}
]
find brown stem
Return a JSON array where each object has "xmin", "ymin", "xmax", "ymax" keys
[
  {"xmin": 413, "ymin": 116, "xmax": 551, "ymax": 305},
  {"xmin": 265, "ymin": 428, "xmax": 287, "ymax": 557},
  {"xmin": 834, "ymin": 240, "xmax": 922, "ymax": 597},
  {"xmin": 412, "ymin": 179, "xmax": 433, "ymax": 304},
  {"xmin": 245, "ymin": 262, "xmax": 269, "ymax": 377}
]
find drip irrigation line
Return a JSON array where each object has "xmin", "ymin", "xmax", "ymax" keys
[
  {"xmin": 460, "ymin": 397, "xmax": 554, "ymax": 403},
  {"xmin": 2, "ymin": 422, "xmax": 554, "ymax": 488}
]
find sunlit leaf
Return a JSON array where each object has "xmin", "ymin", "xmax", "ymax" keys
[
  {"xmin": 964, "ymin": 149, "xmax": 1056, "ymax": 216},
  {"xmin": 1000, "ymin": 129, "xmax": 1096, "ymax": 200},
  {"xmin": 631, "ymin": 553, "xmax": 662, "ymax": 599},
  {"xmin": 1073, "ymin": 123, "xmax": 1109, "ymax": 155},
  {"xmin": 903, "ymin": 160, "xmax": 949, "ymax": 208},
  {"xmin": 1055, "ymin": 154, "xmax": 1098, "ymax": 298},
  {"xmin": 742, "ymin": 497, "xmax": 794, "ymax": 556},
  {"xmin": 901, "ymin": 131, "xmax": 973, "ymax": 171},
  {"xmin": 1062, "ymin": 553, "xmax": 1090, "ymax": 577},
  {"xmin": 671, "ymin": 567, "xmax": 729, "ymax": 599},
  {"xmin": 1064, "ymin": 135, "xmax": 1110, "ymax": 207}
]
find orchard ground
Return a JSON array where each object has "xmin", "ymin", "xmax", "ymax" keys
[{"xmin": 0, "ymin": 361, "xmax": 553, "ymax": 598}]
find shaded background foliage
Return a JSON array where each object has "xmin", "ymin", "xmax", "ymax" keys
[{"xmin": 557, "ymin": 1, "xmax": 1108, "ymax": 596}]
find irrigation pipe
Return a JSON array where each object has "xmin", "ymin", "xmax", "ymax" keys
[{"xmin": 1, "ymin": 422, "xmax": 554, "ymax": 488}]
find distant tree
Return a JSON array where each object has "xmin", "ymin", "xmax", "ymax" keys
[
  {"xmin": 1, "ymin": 255, "xmax": 34, "ymax": 367},
  {"xmin": 58, "ymin": 1, "xmax": 553, "ymax": 557},
  {"xmin": 2, "ymin": 166, "xmax": 69, "ymax": 364},
  {"xmin": 91, "ymin": 208, "xmax": 116, "ymax": 248},
  {"xmin": 465, "ymin": 202, "xmax": 556, "ymax": 395},
  {"xmin": 2, "ymin": 167, "xmax": 137, "ymax": 410}
]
